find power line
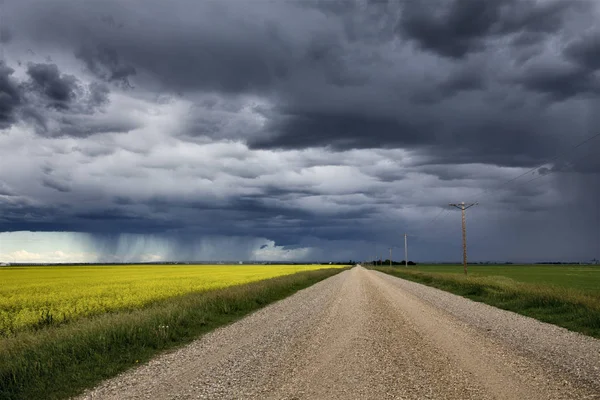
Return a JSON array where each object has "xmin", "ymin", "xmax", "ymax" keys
[
  {"xmin": 463, "ymin": 143, "xmax": 600, "ymax": 244},
  {"xmin": 515, "ymin": 146, "xmax": 598, "ymax": 190},
  {"xmin": 422, "ymin": 207, "xmax": 449, "ymax": 229},
  {"xmin": 420, "ymin": 131, "xmax": 600, "ymax": 246},
  {"xmin": 471, "ymin": 131, "xmax": 600, "ymax": 203},
  {"xmin": 420, "ymin": 133, "xmax": 599, "ymax": 235}
]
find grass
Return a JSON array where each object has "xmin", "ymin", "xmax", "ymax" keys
[
  {"xmin": 0, "ymin": 267, "xmax": 346, "ymax": 400},
  {"xmin": 373, "ymin": 265, "xmax": 600, "ymax": 339},
  {"xmin": 0, "ymin": 264, "xmax": 343, "ymax": 336},
  {"xmin": 392, "ymin": 264, "xmax": 600, "ymax": 295}
]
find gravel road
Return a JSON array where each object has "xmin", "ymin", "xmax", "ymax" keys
[{"xmin": 79, "ymin": 267, "xmax": 600, "ymax": 399}]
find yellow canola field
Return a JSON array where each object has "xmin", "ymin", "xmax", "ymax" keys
[{"xmin": 0, "ymin": 264, "xmax": 342, "ymax": 335}]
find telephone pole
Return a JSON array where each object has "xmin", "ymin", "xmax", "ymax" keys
[
  {"xmin": 389, "ymin": 247, "xmax": 392, "ymax": 266},
  {"xmin": 403, "ymin": 233, "xmax": 409, "ymax": 267},
  {"xmin": 375, "ymin": 245, "xmax": 378, "ymax": 266},
  {"xmin": 449, "ymin": 202, "xmax": 478, "ymax": 275}
]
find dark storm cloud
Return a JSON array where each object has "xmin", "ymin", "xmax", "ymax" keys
[
  {"xmin": 74, "ymin": 209, "xmax": 141, "ymax": 221},
  {"xmin": 564, "ymin": 31, "xmax": 600, "ymax": 71},
  {"xmin": 438, "ymin": 64, "xmax": 487, "ymax": 96},
  {"xmin": 0, "ymin": 62, "xmax": 22, "ymax": 128},
  {"xmin": 0, "ymin": 27, "xmax": 11, "ymax": 44},
  {"xmin": 55, "ymin": 114, "xmax": 138, "ymax": 137},
  {"xmin": 16, "ymin": 0, "xmax": 291, "ymax": 94},
  {"xmin": 75, "ymin": 45, "xmax": 137, "ymax": 88},
  {"xmin": 0, "ymin": 54, "xmax": 126, "ymax": 136},
  {"xmin": 410, "ymin": 61, "xmax": 489, "ymax": 103},
  {"xmin": 88, "ymin": 82, "xmax": 110, "ymax": 107},
  {"xmin": 9, "ymin": 0, "xmax": 324, "ymax": 93},
  {"xmin": 27, "ymin": 63, "xmax": 78, "ymax": 106},
  {"xmin": 112, "ymin": 196, "xmax": 134, "ymax": 205},
  {"xmin": 25, "ymin": 63, "xmax": 114, "ymax": 114},
  {"xmin": 0, "ymin": 58, "xmax": 136, "ymax": 137},
  {"xmin": 8, "ymin": 0, "xmax": 594, "ymax": 158},
  {"xmin": 252, "ymin": 112, "xmax": 431, "ymax": 150},
  {"xmin": 0, "ymin": 197, "xmax": 63, "ymax": 227},
  {"xmin": 140, "ymin": 193, "xmax": 316, "ymax": 224},
  {"xmin": 514, "ymin": 63, "xmax": 600, "ymax": 100},
  {"xmin": 397, "ymin": 0, "xmax": 588, "ymax": 59},
  {"xmin": 41, "ymin": 177, "xmax": 71, "ymax": 193},
  {"xmin": 251, "ymin": 96, "xmax": 577, "ymax": 172},
  {"xmin": 238, "ymin": 0, "xmax": 596, "ymax": 164},
  {"xmin": 0, "ymin": 181, "xmax": 15, "ymax": 196}
]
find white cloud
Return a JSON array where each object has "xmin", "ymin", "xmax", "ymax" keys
[
  {"xmin": 1, "ymin": 249, "xmax": 98, "ymax": 263},
  {"xmin": 250, "ymin": 240, "xmax": 312, "ymax": 261}
]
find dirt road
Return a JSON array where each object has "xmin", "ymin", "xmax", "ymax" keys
[{"xmin": 80, "ymin": 267, "xmax": 600, "ymax": 399}]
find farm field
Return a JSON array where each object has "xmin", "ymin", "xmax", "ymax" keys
[
  {"xmin": 374, "ymin": 264, "xmax": 600, "ymax": 339},
  {"xmin": 0, "ymin": 264, "xmax": 342, "ymax": 336},
  {"xmin": 404, "ymin": 264, "xmax": 600, "ymax": 295},
  {"xmin": 1, "ymin": 267, "xmax": 346, "ymax": 400}
]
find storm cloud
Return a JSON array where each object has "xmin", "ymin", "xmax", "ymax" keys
[
  {"xmin": 397, "ymin": 0, "xmax": 588, "ymax": 59},
  {"xmin": 26, "ymin": 63, "xmax": 79, "ymax": 109},
  {"xmin": 0, "ymin": 0, "xmax": 598, "ymax": 263},
  {"xmin": 0, "ymin": 62, "xmax": 22, "ymax": 128}
]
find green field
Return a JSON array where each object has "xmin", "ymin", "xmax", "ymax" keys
[
  {"xmin": 0, "ymin": 264, "xmax": 343, "ymax": 336},
  {"xmin": 404, "ymin": 264, "xmax": 600, "ymax": 295},
  {"xmin": 374, "ymin": 264, "xmax": 600, "ymax": 339}
]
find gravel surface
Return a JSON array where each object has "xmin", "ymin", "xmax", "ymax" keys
[{"xmin": 79, "ymin": 267, "xmax": 600, "ymax": 399}]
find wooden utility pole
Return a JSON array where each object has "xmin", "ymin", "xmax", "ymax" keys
[
  {"xmin": 389, "ymin": 248, "xmax": 392, "ymax": 266},
  {"xmin": 403, "ymin": 234, "xmax": 409, "ymax": 267},
  {"xmin": 449, "ymin": 202, "xmax": 478, "ymax": 275}
]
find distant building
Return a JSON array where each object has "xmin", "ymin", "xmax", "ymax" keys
[{"xmin": 0, "ymin": 263, "xmax": 8, "ymax": 267}]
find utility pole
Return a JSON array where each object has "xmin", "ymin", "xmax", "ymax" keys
[
  {"xmin": 374, "ymin": 245, "xmax": 377, "ymax": 266},
  {"xmin": 403, "ymin": 233, "xmax": 409, "ymax": 267},
  {"xmin": 389, "ymin": 248, "xmax": 392, "ymax": 266},
  {"xmin": 449, "ymin": 202, "xmax": 478, "ymax": 275}
]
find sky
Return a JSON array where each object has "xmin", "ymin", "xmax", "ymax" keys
[{"xmin": 0, "ymin": 0, "xmax": 599, "ymax": 264}]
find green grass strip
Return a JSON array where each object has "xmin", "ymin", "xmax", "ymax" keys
[
  {"xmin": 373, "ymin": 267, "xmax": 600, "ymax": 339},
  {"xmin": 0, "ymin": 268, "xmax": 346, "ymax": 400}
]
